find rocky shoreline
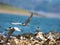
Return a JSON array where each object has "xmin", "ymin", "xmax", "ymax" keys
[{"xmin": 0, "ymin": 31, "xmax": 60, "ymax": 45}]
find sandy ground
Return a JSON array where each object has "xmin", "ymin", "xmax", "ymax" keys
[{"xmin": 0, "ymin": 9, "xmax": 31, "ymax": 16}]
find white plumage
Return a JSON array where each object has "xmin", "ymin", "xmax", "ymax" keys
[{"xmin": 14, "ymin": 27, "xmax": 21, "ymax": 31}]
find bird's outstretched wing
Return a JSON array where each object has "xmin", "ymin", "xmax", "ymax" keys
[
  {"xmin": 24, "ymin": 13, "xmax": 33, "ymax": 26},
  {"xmin": 14, "ymin": 27, "xmax": 21, "ymax": 31},
  {"xmin": 32, "ymin": 12, "xmax": 46, "ymax": 17}
]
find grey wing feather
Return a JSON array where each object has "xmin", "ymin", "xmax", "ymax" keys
[{"xmin": 25, "ymin": 13, "xmax": 33, "ymax": 26}]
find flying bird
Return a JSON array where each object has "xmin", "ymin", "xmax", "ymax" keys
[
  {"xmin": 7, "ymin": 27, "xmax": 21, "ymax": 32},
  {"xmin": 12, "ymin": 12, "xmax": 33, "ymax": 26},
  {"xmin": 22, "ymin": 12, "xmax": 33, "ymax": 26},
  {"xmin": 11, "ymin": 11, "xmax": 46, "ymax": 26}
]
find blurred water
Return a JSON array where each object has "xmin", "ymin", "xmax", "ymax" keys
[{"xmin": 0, "ymin": 13, "xmax": 60, "ymax": 35}]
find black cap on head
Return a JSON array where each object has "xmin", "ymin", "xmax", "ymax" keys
[{"xmin": 9, "ymin": 27, "xmax": 11, "ymax": 28}]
